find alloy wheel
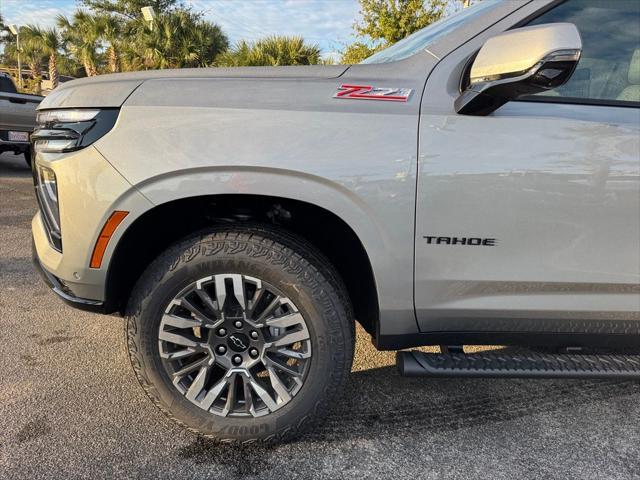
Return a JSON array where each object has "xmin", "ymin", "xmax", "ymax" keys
[{"xmin": 158, "ymin": 274, "xmax": 312, "ymax": 418}]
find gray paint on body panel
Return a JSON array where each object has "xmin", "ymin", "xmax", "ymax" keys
[
  {"xmin": 415, "ymin": 2, "xmax": 640, "ymax": 332},
  {"xmin": 96, "ymin": 64, "xmax": 431, "ymax": 334},
  {"xmin": 31, "ymin": 0, "xmax": 640, "ymax": 344}
]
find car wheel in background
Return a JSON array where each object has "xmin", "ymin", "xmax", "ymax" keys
[{"xmin": 23, "ymin": 148, "xmax": 32, "ymax": 168}]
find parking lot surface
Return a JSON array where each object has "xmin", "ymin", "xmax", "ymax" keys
[{"xmin": 1, "ymin": 152, "xmax": 639, "ymax": 479}]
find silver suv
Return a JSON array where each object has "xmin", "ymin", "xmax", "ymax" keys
[{"xmin": 31, "ymin": 0, "xmax": 640, "ymax": 443}]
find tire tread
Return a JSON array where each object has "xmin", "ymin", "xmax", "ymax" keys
[{"xmin": 125, "ymin": 224, "xmax": 354, "ymax": 444}]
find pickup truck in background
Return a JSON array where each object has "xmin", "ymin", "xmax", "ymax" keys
[{"xmin": 0, "ymin": 72, "xmax": 42, "ymax": 167}]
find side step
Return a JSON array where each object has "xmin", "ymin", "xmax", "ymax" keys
[{"xmin": 396, "ymin": 350, "xmax": 640, "ymax": 379}]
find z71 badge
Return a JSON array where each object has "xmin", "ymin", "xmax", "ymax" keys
[{"xmin": 333, "ymin": 84, "xmax": 412, "ymax": 102}]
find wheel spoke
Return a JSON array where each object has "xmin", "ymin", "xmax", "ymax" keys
[
  {"xmin": 255, "ymin": 295, "xmax": 281, "ymax": 323},
  {"xmin": 242, "ymin": 374, "xmax": 254, "ymax": 415},
  {"xmin": 194, "ymin": 285, "xmax": 220, "ymax": 319},
  {"xmin": 266, "ymin": 367, "xmax": 292, "ymax": 404},
  {"xmin": 221, "ymin": 373, "xmax": 238, "ymax": 416},
  {"xmin": 276, "ymin": 348, "xmax": 311, "ymax": 360},
  {"xmin": 264, "ymin": 356, "xmax": 303, "ymax": 378},
  {"xmin": 160, "ymin": 348, "xmax": 197, "ymax": 360},
  {"xmin": 266, "ymin": 312, "xmax": 305, "ymax": 329},
  {"xmin": 180, "ymin": 297, "xmax": 211, "ymax": 324},
  {"xmin": 214, "ymin": 274, "xmax": 248, "ymax": 312},
  {"xmin": 199, "ymin": 377, "xmax": 228, "ymax": 410},
  {"xmin": 230, "ymin": 275, "xmax": 248, "ymax": 310},
  {"xmin": 249, "ymin": 376, "xmax": 278, "ymax": 412},
  {"xmin": 162, "ymin": 313, "xmax": 201, "ymax": 329},
  {"xmin": 271, "ymin": 329, "xmax": 310, "ymax": 348},
  {"xmin": 159, "ymin": 330, "xmax": 199, "ymax": 348},
  {"xmin": 246, "ymin": 283, "xmax": 266, "ymax": 317},
  {"xmin": 172, "ymin": 356, "xmax": 210, "ymax": 379},
  {"xmin": 185, "ymin": 366, "xmax": 209, "ymax": 402}
]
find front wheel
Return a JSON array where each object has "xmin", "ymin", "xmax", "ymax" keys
[
  {"xmin": 23, "ymin": 148, "xmax": 32, "ymax": 168},
  {"xmin": 126, "ymin": 226, "xmax": 354, "ymax": 443}
]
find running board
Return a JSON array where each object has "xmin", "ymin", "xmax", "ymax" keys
[{"xmin": 396, "ymin": 350, "xmax": 640, "ymax": 379}]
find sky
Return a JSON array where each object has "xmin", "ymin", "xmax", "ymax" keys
[{"xmin": 0, "ymin": 0, "xmax": 363, "ymax": 60}]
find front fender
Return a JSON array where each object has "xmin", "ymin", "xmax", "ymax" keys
[
  {"xmin": 94, "ymin": 78, "xmax": 422, "ymax": 338},
  {"xmin": 132, "ymin": 166, "xmax": 416, "ymax": 336}
]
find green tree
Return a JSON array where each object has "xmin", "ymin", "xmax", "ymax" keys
[
  {"xmin": 80, "ymin": 0, "xmax": 182, "ymax": 19},
  {"xmin": 20, "ymin": 42, "xmax": 44, "ymax": 79},
  {"xmin": 1, "ymin": 23, "xmax": 48, "ymax": 93},
  {"xmin": 77, "ymin": 1, "xmax": 228, "ymax": 72},
  {"xmin": 22, "ymin": 26, "xmax": 62, "ymax": 88},
  {"xmin": 355, "ymin": 0, "xmax": 447, "ymax": 43},
  {"xmin": 341, "ymin": 42, "xmax": 379, "ymax": 64},
  {"xmin": 217, "ymin": 36, "xmax": 321, "ymax": 67},
  {"xmin": 341, "ymin": 0, "xmax": 447, "ymax": 63},
  {"xmin": 95, "ymin": 14, "xmax": 122, "ymax": 72},
  {"xmin": 125, "ymin": 10, "xmax": 227, "ymax": 69},
  {"xmin": 57, "ymin": 11, "xmax": 102, "ymax": 77},
  {"xmin": 0, "ymin": 14, "xmax": 16, "ymax": 65}
]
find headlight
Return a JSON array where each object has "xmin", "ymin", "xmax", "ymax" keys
[
  {"xmin": 33, "ymin": 139, "xmax": 80, "ymax": 153},
  {"xmin": 36, "ymin": 109, "xmax": 100, "ymax": 124},
  {"xmin": 31, "ymin": 108, "xmax": 118, "ymax": 252},
  {"xmin": 35, "ymin": 165, "xmax": 62, "ymax": 251},
  {"xmin": 32, "ymin": 108, "xmax": 119, "ymax": 154}
]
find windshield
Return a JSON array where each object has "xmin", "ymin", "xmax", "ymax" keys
[{"xmin": 361, "ymin": 0, "xmax": 501, "ymax": 64}]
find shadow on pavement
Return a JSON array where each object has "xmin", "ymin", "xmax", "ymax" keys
[
  {"xmin": 0, "ymin": 152, "xmax": 32, "ymax": 178},
  {"xmin": 176, "ymin": 364, "xmax": 639, "ymax": 464}
]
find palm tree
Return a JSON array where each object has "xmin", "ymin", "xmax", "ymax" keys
[
  {"xmin": 1, "ymin": 24, "xmax": 45, "ymax": 93},
  {"xmin": 189, "ymin": 17, "xmax": 228, "ymax": 68},
  {"xmin": 146, "ymin": 12, "xmax": 193, "ymax": 69},
  {"xmin": 215, "ymin": 41, "xmax": 254, "ymax": 67},
  {"xmin": 57, "ymin": 11, "xmax": 101, "ymax": 77},
  {"xmin": 21, "ymin": 41, "xmax": 46, "ymax": 94},
  {"xmin": 22, "ymin": 42, "xmax": 44, "ymax": 79},
  {"xmin": 130, "ymin": 10, "xmax": 227, "ymax": 70},
  {"xmin": 95, "ymin": 14, "xmax": 121, "ymax": 73},
  {"xmin": 22, "ymin": 26, "xmax": 62, "ymax": 89},
  {"xmin": 217, "ymin": 36, "xmax": 321, "ymax": 67}
]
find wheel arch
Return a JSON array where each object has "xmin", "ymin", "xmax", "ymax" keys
[{"xmin": 105, "ymin": 193, "xmax": 380, "ymax": 337}]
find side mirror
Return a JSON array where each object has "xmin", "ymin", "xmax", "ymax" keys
[{"xmin": 455, "ymin": 23, "xmax": 582, "ymax": 116}]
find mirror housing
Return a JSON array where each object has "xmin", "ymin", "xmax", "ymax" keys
[{"xmin": 455, "ymin": 23, "xmax": 582, "ymax": 116}]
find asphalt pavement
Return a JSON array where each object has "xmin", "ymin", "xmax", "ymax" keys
[{"xmin": 1, "ymin": 152, "xmax": 639, "ymax": 479}]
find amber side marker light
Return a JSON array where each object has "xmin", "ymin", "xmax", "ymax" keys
[{"xmin": 90, "ymin": 211, "xmax": 129, "ymax": 269}]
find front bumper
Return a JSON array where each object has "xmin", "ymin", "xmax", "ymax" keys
[
  {"xmin": 0, "ymin": 129, "xmax": 31, "ymax": 153},
  {"xmin": 31, "ymin": 145, "xmax": 154, "ymax": 313},
  {"xmin": 0, "ymin": 139, "xmax": 29, "ymax": 154},
  {"xmin": 32, "ymin": 239, "xmax": 105, "ymax": 313}
]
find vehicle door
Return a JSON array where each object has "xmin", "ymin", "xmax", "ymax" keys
[{"xmin": 415, "ymin": 0, "xmax": 640, "ymax": 333}]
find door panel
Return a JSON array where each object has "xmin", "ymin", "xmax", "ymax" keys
[
  {"xmin": 0, "ymin": 96, "xmax": 38, "ymax": 131},
  {"xmin": 415, "ymin": 100, "xmax": 640, "ymax": 333}
]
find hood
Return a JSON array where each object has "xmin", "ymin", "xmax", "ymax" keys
[{"xmin": 38, "ymin": 65, "xmax": 349, "ymax": 110}]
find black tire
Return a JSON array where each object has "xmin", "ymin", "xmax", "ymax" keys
[
  {"xmin": 23, "ymin": 148, "xmax": 31, "ymax": 168},
  {"xmin": 125, "ymin": 225, "xmax": 354, "ymax": 443}
]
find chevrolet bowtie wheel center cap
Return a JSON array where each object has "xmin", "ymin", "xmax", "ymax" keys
[{"xmin": 227, "ymin": 332, "xmax": 250, "ymax": 352}]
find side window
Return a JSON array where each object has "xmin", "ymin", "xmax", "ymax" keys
[
  {"xmin": 528, "ymin": 0, "xmax": 640, "ymax": 103},
  {"xmin": 0, "ymin": 74, "xmax": 18, "ymax": 94}
]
